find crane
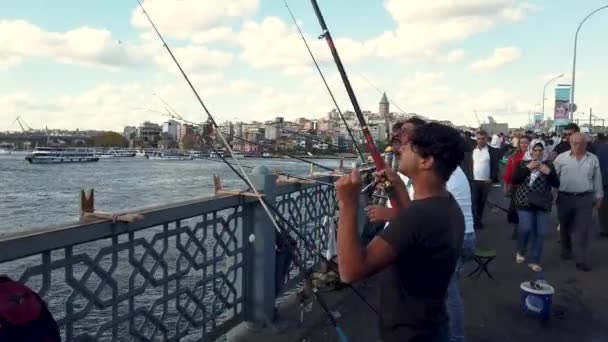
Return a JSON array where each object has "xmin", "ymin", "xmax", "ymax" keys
[{"xmin": 11, "ymin": 116, "xmax": 33, "ymax": 132}]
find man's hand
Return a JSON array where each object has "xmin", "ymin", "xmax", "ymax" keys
[
  {"xmin": 594, "ymin": 198, "xmax": 603, "ymax": 209},
  {"xmin": 336, "ymin": 169, "xmax": 361, "ymax": 205},
  {"xmin": 374, "ymin": 168, "xmax": 403, "ymax": 187},
  {"xmin": 366, "ymin": 205, "xmax": 396, "ymax": 223}
]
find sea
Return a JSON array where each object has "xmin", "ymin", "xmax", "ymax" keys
[{"xmin": 0, "ymin": 154, "xmax": 346, "ymax": 235}]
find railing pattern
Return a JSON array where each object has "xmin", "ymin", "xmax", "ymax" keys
[
  {"xmin": 275, "ymin": 182, "xmax": 337, "ymax": 290},
  {"xmin": 0, "ymin": 176, "xmax": 337, "ymax": 341}
]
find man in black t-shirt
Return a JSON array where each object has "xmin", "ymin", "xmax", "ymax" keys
[{"xmin": 336, "ymin": 122, "xmax": 465, "ymax": 342}]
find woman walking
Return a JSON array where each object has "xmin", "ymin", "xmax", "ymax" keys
[
  {"xmin": 511, "ymin": 142, "xmax": 560, "ymax": 272},
  {"xmin": 503, "ymin": 135, "xmax": 530, "ymax": 238}
]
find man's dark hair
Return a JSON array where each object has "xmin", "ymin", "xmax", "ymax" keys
[
  {"xmin": 563, "ymin": 123, "xmax": 580, "ymax": 132},
  {"xmin": 476, "ymin": 130, "xmax": 488, "ymax": 137},
  {"xmin": 598, "ymin": 133, "xmax": 606, "ymax": 141},
  {"xmin": 405, "ymin": 116, "xmax": 426, "ymax": 127},
  {"xmin": 410, "ymin": 122, "xmax": 465, "ymax": 181}
]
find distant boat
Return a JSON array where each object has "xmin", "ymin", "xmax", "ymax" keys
[
  {"xmin": 209, "ymin": 151, "xmax": 244, "ymax": 159},
  {"xmin": 0, "ymin": 148, "xmax": 11, "ymax": 155},
  {"xmin": 25, "ymin": 147, "xmax": 99, "ymax": 164},
  {"xmin": 99, "ymin": 148, "xmax": 136, "ymax": 159},
  {"xmin": 146, "ymin": 151, "xmax": 194, "ymax": 161}
]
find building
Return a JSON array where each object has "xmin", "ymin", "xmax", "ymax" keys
[
  {"xmin": 162, "ymin": 120, "xmax": 180, "ymax": 140},
  {"xmin": 123, "ymin": 126, "xmax": 137, "ymax": 140},
  {"xmin": 264, "ymin": 117, "xmax": 283, "ymax": 141},
  {"xmin": 379, "ymin": 93, "xmax": 389, "ymax": 118},
  {"xmin": 178, "ymin": 124, "xmax": 195, "ymax": 142},
  {"xmin": 137, "ymin": 121, "xmax": 162, "ymax": 143}
]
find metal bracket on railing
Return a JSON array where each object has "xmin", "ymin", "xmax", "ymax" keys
[
  {"xmin": 80, "ymin": 189, "xmax": 144, "ymax": 223},
  {"xmin": 213, "ymin": 175, "xmax": 263, "ymax": 198}
]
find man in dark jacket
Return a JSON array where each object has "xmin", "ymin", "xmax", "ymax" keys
[
  {"xmin": 471, "ymin": 130, "xmax": 500, "ymax": 229},
  {"xmin": 596, "ymin": 135, "xmax": 608, "ymax": 237}
]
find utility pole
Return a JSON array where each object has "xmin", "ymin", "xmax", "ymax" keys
[{"xmin": 589, "ymin": 107, "xmax": 593, "ymax": 130}]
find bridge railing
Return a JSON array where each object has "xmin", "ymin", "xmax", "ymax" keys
[{"xmin": 0, "ymin": 172, "xmax": 337, "ymax": 341}]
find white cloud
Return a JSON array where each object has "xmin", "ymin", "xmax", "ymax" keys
[
  {"xmin": 191, "ymin": 27, "xmax": 235, "ymax": 44},
  {"xmin": 236, "ymin": 17, "xmax": 374, "ymax": 73},
  {"xmin": 371, "ymin": 0, "xmax": 535, "ymax": 62},
  {"xmin": 130, "ymin": 0, "xmax": 258, "ymax": 41},
  {"xmin": 0, "ymin": 20, "xmax": 144, "ymax": 70},
  {"xmin": 0, "ymin": 54, "xmax": 21, "ymax": 69},
  {"xmin": 154, "ymin": 45, "xmax": 233, "ymax": 72},
  {"xmin": 471, "ymin": 46, "xmax": 521, "ymax": 71}
]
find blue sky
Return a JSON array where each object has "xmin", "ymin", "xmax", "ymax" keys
[{"xmin": 1, "ymin": 0, "xmax": 607, "ymax": 131}]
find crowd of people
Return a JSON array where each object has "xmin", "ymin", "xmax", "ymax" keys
[{"xmin": 335, "ymin": 120, "xmax": 607, "ymax": 341}]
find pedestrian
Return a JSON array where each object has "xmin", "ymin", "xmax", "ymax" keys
[
  {"xmin": 594, "ymin": 134, "xmax": 608, "ymax": 237},
  {"xmin": 554, "ymin": 132, "xmax": 604, "ymax": 271},
  {"xmin": 471, "ymin": 130, "xmax": 500, "ymax": 230},
  {"xmin": 335, "ymin": 122, "xmax": 465, "ymax": 342},
  {"xmin": 511, "ymin": 142, "xmax": 560, "ymax": 272},
  {"xmin": 503, "ymin": 135, "xmax": 530, "ymax": 238}
]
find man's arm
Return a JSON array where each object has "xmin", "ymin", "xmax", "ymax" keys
[
  {"xmin": 593, "ymin": 158, "xmax": 604, "ymax": 207},
  {"xmin": 336, "ymin": 170, "xmax": 397, "ymax": 283}
]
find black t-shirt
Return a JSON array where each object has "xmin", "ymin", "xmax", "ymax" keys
[{"xmin": 378, "ymin": 195, "xmax": 464, "ymax": 342}]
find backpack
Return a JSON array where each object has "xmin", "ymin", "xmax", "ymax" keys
[{"xmin": 0, "ymin": 275, "xmax": 61, "ymax": 342}]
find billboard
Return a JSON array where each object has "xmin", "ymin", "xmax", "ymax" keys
[
  {"xmin": 554, "ymin": 85, "xmax": 570, "ymax": 126},
  {"xmin": 533, "ymin": 112, "xmax": 543, "ymax": 124}
]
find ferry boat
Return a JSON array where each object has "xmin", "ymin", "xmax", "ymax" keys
[
  {"xmin": 209, "ymin": 151, "xmax": 244, "ymax": 159},
  {"xmin": 146, "ymin": 151, "xmax": 194, "ymax": 161},
  {"xmin": 99, "ymin": 148, "xmax": 137, "ymax": 158},
  {"xmin": 25, "ymin": 147, "xmax": 99, "ymax": 164}
]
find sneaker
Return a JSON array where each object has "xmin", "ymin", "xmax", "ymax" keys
[
  {"xmin": 528, "ymin": 263, "xmax": 542, "ymax": 272},
  {"xmin": 515, "ymin": 253, "xmax": 525, "ymax": 264}
]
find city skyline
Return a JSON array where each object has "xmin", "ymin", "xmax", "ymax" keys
[{"xmin": 1, "ymin": 0, "xmax": 607, "ymax": 131}]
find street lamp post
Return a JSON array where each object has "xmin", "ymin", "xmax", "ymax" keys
[
  {"xmin": 570, "ymin": 5, "xmax": 608, "ymax": 121},
  {"xmin": 541, "ymin": 74, "xmax": 564, "ymax": 119}
]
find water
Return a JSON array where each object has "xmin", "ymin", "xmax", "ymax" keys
[{"xmin": 0, "ymin": 154, "xmax": 344, "ymax": 235}]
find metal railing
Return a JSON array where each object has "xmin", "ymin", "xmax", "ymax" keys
[{"xmin": 0, "ymin": 173, "xmax": 337, "ymax": 341}]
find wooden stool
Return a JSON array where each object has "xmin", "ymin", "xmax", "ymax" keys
[{"xmin": 468, "ymin": 249, "xmax": 496, "ymax": 279}]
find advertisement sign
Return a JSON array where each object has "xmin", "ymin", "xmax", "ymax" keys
[
  {"xmin": 554, "ymin": 85, "xmax": 571, "ymax": 126},
  {"xmin": 533, "ymin": 112, "xmax": 543, "ymax": 124}
]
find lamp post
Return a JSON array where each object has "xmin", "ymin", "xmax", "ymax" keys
[
  {"xmin": 541, "ymin": 74, "xmax": 563, "ymax": 119},
  {"xmin": 570, "ymin": 5, "xmax": 608, "ymax": 121}
]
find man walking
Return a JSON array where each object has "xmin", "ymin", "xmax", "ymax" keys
[
  {"xmin": 554, "ymin": 133, "xmax": 604, "ymax": 271},
  {"xmin": 471, "ymin": 130, "xmax": 499, "ymax": 230},
  {"xmin": 595, "ymin": 135, "xmax": 608, "ymax": 237}
]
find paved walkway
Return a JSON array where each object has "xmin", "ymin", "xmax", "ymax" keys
[{"xmin": 302, "ymin": 188, "xmax": 608, "ymax": 342}]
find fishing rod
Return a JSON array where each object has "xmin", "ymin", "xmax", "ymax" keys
[
  {"xmin": 282, "ymin": 0, "xmax": 365, "ymax": 165},
  {"xmin": 309, "ymin": 0, "xmax": 397, "ymax": 208},
  {"xmin": 135, "ymin": 2, "xmax": 356, "ymax": 338}
]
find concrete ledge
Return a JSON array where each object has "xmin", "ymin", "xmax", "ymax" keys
[{"xmin": 226, "ymin": 280, "xmax": 376, "ymax": 342}]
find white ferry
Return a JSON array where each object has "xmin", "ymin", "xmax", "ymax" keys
[
  {"xmin": 99, "ymin": 148, "xmax": 137, "ymax": 158},
  {"xmin": 209, "ymin": 151, "xmax": 244, "ymax": 159},
  {"xmin": 146, "ymin": 151, "xmax": 194, "ymax": 161},
  {"xmin": 25, "ymin": 147, "xmax": 99, "ymax": 164}
]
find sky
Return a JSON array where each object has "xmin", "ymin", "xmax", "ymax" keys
[{"xmin": 1, "ymin": 0, "xmax": 607, "ymax": 132}]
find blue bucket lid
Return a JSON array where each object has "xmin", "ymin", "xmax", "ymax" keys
[{"xmin": 520, "ymin": 281, "xmax": 554, "ymax": 295}]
